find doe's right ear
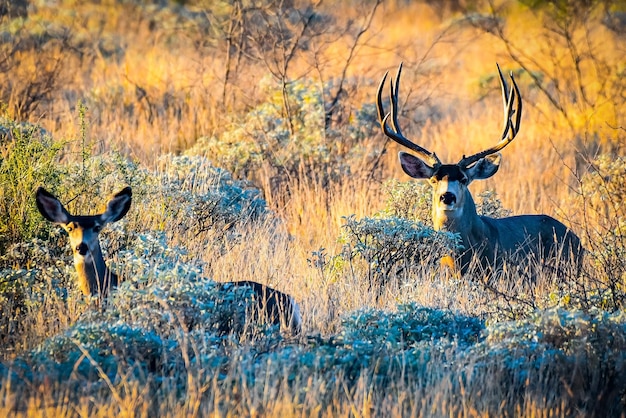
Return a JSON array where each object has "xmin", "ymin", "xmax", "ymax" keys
[
  {"xmin": 35, "ymin": 187, "xmax": 70, "ymax": 224},
  {"xmin": 101, "ymin": 187, "xmax": 132, "ymax": 224}
]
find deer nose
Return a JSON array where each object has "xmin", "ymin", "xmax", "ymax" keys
[
  {"xmin": 440, "ymin": 192, "xmax": 456, "ymax": 205},
  {"xmin": 76, "ymin": 243, "xmax": 89, "ymax": 255}
]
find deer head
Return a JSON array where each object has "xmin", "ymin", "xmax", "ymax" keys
[
  {"xmin": 36, "ymin": 187, "xmax": 132, "ymax": 296},
  {"xmin": 376, "ymin": 63, "xmax": 522, "ymax": 231}
]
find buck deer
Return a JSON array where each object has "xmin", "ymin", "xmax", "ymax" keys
[
  {"xmin": 35, "ymin": 187, "xmax": 302, "ymax": 333},
  {"xmin": 376, "ymin": 64, "xmax": 583, "ymax": 276}
]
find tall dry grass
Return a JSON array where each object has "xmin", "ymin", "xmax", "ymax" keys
[
  {"xmin": 2, "ymin": 0, "xmax": 623, "ymax": 343},
  {"xmin": 1, "ymin": 0, "xmax": 625, "ymax": 416}
]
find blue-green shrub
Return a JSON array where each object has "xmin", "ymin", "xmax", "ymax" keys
[{"xmin": 336, "ymin": 215, "xmax": 460, "ymax": 291}]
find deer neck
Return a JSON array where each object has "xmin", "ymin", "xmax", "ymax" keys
[{"xmin": 73, "ymin": 245, "xmax": 117, "ymax": 296}]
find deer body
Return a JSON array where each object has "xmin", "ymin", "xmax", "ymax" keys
[
  {"xmin": 218, "ymin": 280, "xmax": 302, "ymax": 334},
  {"xmin": 377, "ymin": 64, "xmax": 583, "ymax": 275},
  {"xmin": 444, "ymin": 198, "xmax": 580, "ymax": 274},
  {"xmin": 459, "ymin": 213, "xmax": 582, "ymax": 274},
  {"xmin": 36, "ymin": 187, "xmax": 301, "ymax": 333}
]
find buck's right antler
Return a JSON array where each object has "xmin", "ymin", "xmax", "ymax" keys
[{"xmin": 376, "ymin": 63, "xmax": 441, "ymax": 168}]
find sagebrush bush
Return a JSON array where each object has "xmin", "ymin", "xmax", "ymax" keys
[
  {"xmin": 0, "ymin": 116, "xmax": 65, "ymax": 255},
  {"xmin": 341, "ymin": 303, "xmax": 484, "ymax": 348},
  {"xmin": 379, "ymin": 179, "xmax": 433, "ymax": 223},
  {"xmin": 336, "ymin": 215, "xmax": 460, "ymax": 292},
  {"xmin": 465, "ymin": 308, "xmax": 626, "ymax": 415},
  {"xmin": 153, "ymin": 154, "xmax": 270, "ymax": 250},
  {"xmin": 6, "ymin": 299, "xmax": 625, "ymax": 416},
  {"xmin": 187, "ymin": 77, "xmax": 378, "ymax": 188}
]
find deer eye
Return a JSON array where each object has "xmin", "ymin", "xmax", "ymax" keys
[
  {"xmin": 66, "ymin": 226, "xmax": 73, "ymax": 232},
  {"xmin": 429, "ymin": 177, "xmax": 438, "ymax": 185},
  {"xmin": 459, "ymin": 177, "xmax": 469, "ymax": 185},
  {"xmin": 93, "ymin": 225, "xmax": 102, "ymax": 233}
]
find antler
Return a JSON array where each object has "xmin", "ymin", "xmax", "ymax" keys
[
  {"xmin": 376, "ymin": 63, "xmax": 441, "ymax": 167},
  {"xmin": 457, "ymin": 64, "xmax": 522, "ymax": 168}
]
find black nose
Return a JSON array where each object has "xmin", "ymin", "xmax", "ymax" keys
[
  {"xmin": 440, "ymin": 192, "xmax": 456, "ymax": 205},
  {"xmin": 76, "ymin": 243, "xmax": 89, "ymax": 255}
]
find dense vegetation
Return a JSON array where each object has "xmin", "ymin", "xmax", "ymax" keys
[{"xmin": 1, "ymin": 0, "xmax": 625, "ymax": 416}]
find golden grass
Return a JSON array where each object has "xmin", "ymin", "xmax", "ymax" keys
[
  {"xmin": 4, "ymin": 0, "xmax": 620, "ymax": 335},
  {"xmin": 2, "ymin": 0, "xmax": 625, "ymax": 415}
]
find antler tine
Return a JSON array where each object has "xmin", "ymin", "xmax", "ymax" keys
[
  {"xmin": 458, "ymin": 64, "xmax": 523, "ymax": 168},
  {"xmin": 498, "ymin": 63, "xmax": 512, "ymax": 141},
  {"xmin": 511, "ymin": 69, "xmax": 523, "ymax": 137},
  {"xmin": 376, "ymin": 63, "xmax": 441, "ymax": 167},
  {"xmin": 376, "ymin": 70, "xmax": 389, "ymax": 123},
  {"xmin": 389, "ymin": 65, "xmax": 403, "ymax": 136}
]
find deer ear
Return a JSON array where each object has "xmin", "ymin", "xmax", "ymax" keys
[
  {"xmin": 467, "ymin": 153, "xmax": 501, "ymax": 180},
  {"xmin": 101, "ymin": 187, "xmax": 132, "ymax": 224},
  {"xmin": 398, "ymin": 152, "xmax": 434, "ymax": 179},
  {"xmin": 36, "ymin": 187, "xmax": 70, "ymax": 224}
]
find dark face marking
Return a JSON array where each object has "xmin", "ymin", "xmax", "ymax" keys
[{"xmin": 431, "ymin": 164, "xmax": 469, "ymax": 184}]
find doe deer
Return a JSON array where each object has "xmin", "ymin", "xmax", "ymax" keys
[
  {"xmin": 35, "ymin": 186, "xmax": 301, "ymax": 333},
  {"xmin": 376, "ymin": 64, "xmax": 583, "ymax": 276}
]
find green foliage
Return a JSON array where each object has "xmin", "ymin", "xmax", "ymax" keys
[
  {"xmin": 187, "ymin": 77, "xmax": 378, "ymax": 184},
  {"xmin": 379, "ymin": 179, "xmax": 433, "ymax": 224},
  {"xmin": 0, "ymin": 117, "xmax": 70, "ymax": 348},
  {"xmin": 0, "ymin": 116, "xmax": 65, "ymax": 254}
]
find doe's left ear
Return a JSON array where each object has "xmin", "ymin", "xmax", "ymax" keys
[
  {"xmin": 466, "ymin": 153, "xmax": 501, "ymax": 181},
  {"xmin": 101, "ymin": 187, "xmax": 132, "ymax": 224},
  {"xmin": 35, "ymin": 187, "xmax": 71, "ymax": 224}
]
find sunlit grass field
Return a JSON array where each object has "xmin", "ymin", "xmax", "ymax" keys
[{"xmin": 1, "ymin": 0, "xmax": 625, "ymax": 416}]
